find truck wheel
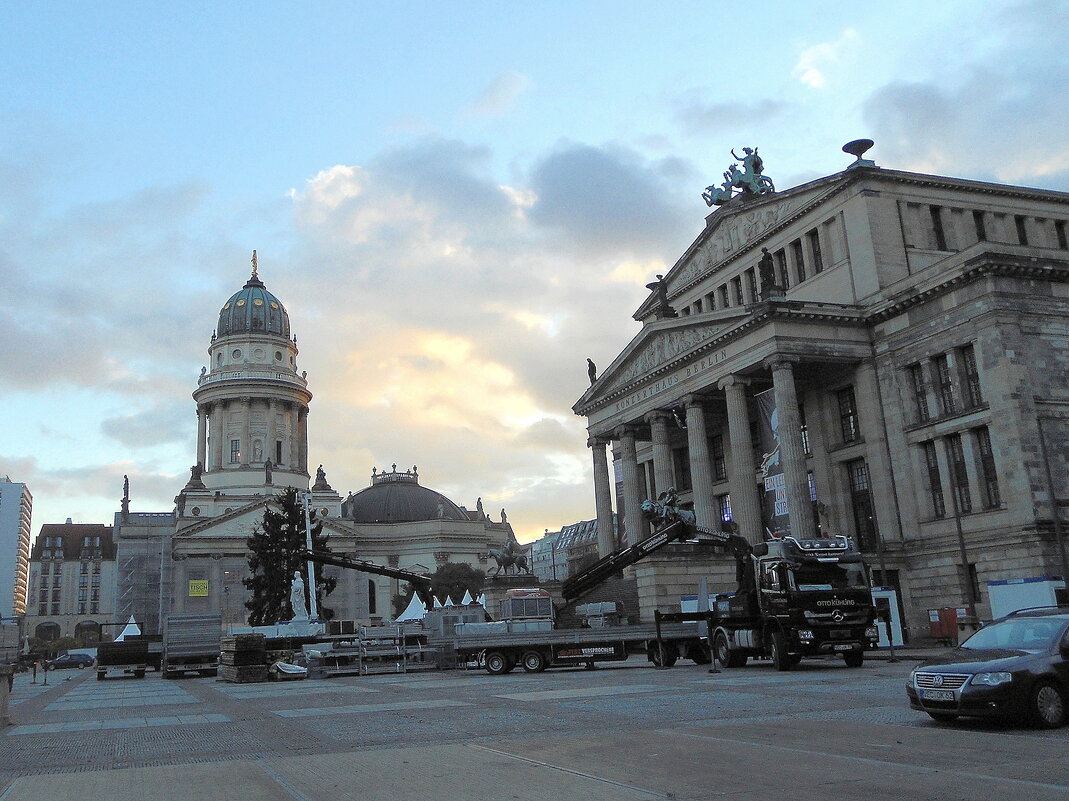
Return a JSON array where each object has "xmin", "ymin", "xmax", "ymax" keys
[
  {"xmin": 521, "ymin": 650, "xmax": 547, "ymax": 673},
  {"xmin": 485, "ymin": 651, "xmax": 510, "ymax": 675},
  {"xmin": 770, "ymin": 631, "xmax": 792, "ymax": 671},
  {"xmin": 843, "ymin": 651, "xmax": 864, "ymax": 668},
  {"xmin": 713, "ymin": 631, "xmax": 745, "ymax": 667},
  {"xmin": 133, "ymin": 669, "xmax": 146, "ymax": 679},
  {"xmin": 650, "ymin": 645, "xmax": 678, "ymax": 668},
  {"xmin": 687, "ymin": 643, "xmax": 712, "ymax": 665}
]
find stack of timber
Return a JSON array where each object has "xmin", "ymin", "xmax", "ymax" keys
[{"xmin": 221, "ymin": 633, "xmax": 268, "ymax": 683}]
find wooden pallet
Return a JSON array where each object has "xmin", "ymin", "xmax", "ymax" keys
[{"xmin": 221, "ymin": 664, "xmax": 269, "ymax": 683}]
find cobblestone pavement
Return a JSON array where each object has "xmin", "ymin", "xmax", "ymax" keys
[{"xmin": 2, "ymin": 656, "xmax": 1067, "ymax": 800}]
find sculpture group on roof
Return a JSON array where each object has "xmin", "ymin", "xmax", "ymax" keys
[{"xmin": 703, "ymin": 146, "xmax": 775, "ymax": 207}]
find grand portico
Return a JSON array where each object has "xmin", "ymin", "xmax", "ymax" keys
[{"xmin": 575, "ymin": 143, "xmax": 1069, "ymax": 637}]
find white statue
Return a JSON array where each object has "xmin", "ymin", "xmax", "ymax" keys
[{"xmin": 289, "ymin": 570, "xmax": 308, "ymax": 620}]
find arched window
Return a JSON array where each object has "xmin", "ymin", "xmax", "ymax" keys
[
  {"xmin": 368, "ymin": 579, "xmax": 377, "ymax": 615},
  {"xmin": 35, "ymin": 622, "xmax": 61, "ymax": 642},
  {"xmin": 74, "ymin": 621, "xmax": 101, "ymax": 643}
]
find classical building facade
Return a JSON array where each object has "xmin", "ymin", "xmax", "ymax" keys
[
  {"xmin": 165, "ymin": 260, "xmax": 511, "ymax": 628},
  {"xmin": 0, "ymin": 476, "xmax": 32, "ymax": 618},
  {"xmin": 574, "ymin": 146, "xmax": 1069, "ymax": 639},
  {"xmin": 23, "ymin": 521, "xmax": 116, "ymax": 642}
]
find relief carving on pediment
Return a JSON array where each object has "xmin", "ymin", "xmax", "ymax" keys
[{"xmin": 607, "ymin": 325, "xmax": 723, "ymax": 389}]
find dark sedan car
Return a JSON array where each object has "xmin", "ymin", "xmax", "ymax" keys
[
  {"xmin": 47, "ymin": 652, "xmax": 95, "ymax": 669},
  {"xmin": 907, "ymin": 608, "xmax": 1069, "ymax": 728}
]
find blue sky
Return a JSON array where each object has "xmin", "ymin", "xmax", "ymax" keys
[{"xmin": 3, "ymin": 1, "xmax": 1068, "ymax": 543}]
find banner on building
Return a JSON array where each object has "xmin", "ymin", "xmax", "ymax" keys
[
  {"xmin": 756, "ymin": 388, "xmax": 790, "ymax": 539},
  {"xmin": 188, "ymin": 580, "xmax": 209, "ymax": 597}
]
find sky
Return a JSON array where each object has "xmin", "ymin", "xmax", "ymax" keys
[{"xmin": 2, "ymin": 1, "xmax": 1068, "ymax": 545}]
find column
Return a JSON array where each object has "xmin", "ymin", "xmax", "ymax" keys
[
  {"xmin": 719, "ymin": 374, "xmax": 762, "ymax": 545},
  {"xmin": 617, "ymin": 426, "xmax": 646, "ymax": 546},
  {"xmin": 684, "ymin": 395, "xmax": 716, "ymax": 529},
  {"xmin": 646, "ymin": 410, "xmax": 675, "ymax": 497},
  {"xmin": 211, "ymin": 402, "xmax": 225, "ymax": 470},
  {"xmin": 267, "ymin": 399, "xmax": 277, "ymax": 465},
  {"xmin": 767, "ymin": 357, "xmax": 817, "ymax": 538},
  {"xmin": 196, "ymin": 404, "xmax": 207, "ymax": 469},
  {"xmin": 288, "ymin": 403, "xmax": 300, "ymax": 469},
  {"xmin": 240, "ymin": 397, "xmax": 252, "ymax": 466},
  {"xmin": 298, "ymin": 406, "xmax": 309, "ymax": 473},
  {"xmin": 589, "ymin": 436, "xmax": 616, "ymax": 556}
]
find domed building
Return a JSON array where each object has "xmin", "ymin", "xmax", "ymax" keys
[{"xmin": 159, "ymin": 255, "xmax": 511, "ymax": 628}]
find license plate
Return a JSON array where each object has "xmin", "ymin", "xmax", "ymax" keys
[
  {"xmin": 921, "ymin": 689, "xmax": 955, "ymax": 701},
  {"xmin": 833, "ymin": 644, "xmax": 853, "ymax": 651}
]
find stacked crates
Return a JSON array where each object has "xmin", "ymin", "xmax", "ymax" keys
[{"xmin": 220, "ymin": 633, "xmax": 268, "ymax": 683}]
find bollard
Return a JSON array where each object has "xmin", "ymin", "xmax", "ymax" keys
[{"xmin": 0, "ymin": 664, "xmax": 13, "ymax": 726}]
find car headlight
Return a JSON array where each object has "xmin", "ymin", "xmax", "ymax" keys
[
  {"xmin": 797, "ymin": 629, "xmax": 814, "ymax": 641},
  {"xmin": 971, "ymin": 671, "xmax": 1013, "ymax": 687}
]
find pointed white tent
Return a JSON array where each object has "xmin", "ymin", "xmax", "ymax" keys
[
  {"xmin": 444, "ymin": 596, "xmax": 455, "ymax": 607},
  {"xmin": 433, "ymin": 596, "xmax": 444, "ymax": 609},
  {"xmin": 461, "ymin": 590, "xmax": 474, "ymax": 606},
  {"xmin": 395, "ymin": 594, "xmax": 428, "ymax": 622},
  {"xmin": 114, "ymin": 615, "xmax": 141, "ymax": 642},
  {"xmin": 476, "ymin": 593, "xmax": 486, "ymax": 607}
]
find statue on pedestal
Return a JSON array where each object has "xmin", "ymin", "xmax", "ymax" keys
[{"xmin": 289, "ymin": 571, "xmax": 308, "ymax": 620}]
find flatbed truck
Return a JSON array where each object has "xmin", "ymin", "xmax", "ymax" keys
[{"xmin": 163, "ymin": 613, "xmax": 222, "ymax": 678}]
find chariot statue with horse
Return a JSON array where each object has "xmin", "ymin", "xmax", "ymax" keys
[{"xmin": 703, "ymin": 146, "xmax": 776, "ymax": 207}]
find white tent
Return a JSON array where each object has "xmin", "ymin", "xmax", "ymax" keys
[
  {"xmin": 461, "ymin": 590, "xmax": 474, "ymax": 605},
  {"xmin": 476, "ymin": 593, "xmax": 486, "ymax": 607},
  {"xmin": 444, "ymin": 596, "xmax": 455, "ymax": 607},
  {"xmin": 394, "ymin": 594, "xmax": 428, "ymax": 622},
  {"xmin": 433, "ymin": 596, "xmax": 444, "ymax": 609},
  {"xmin": 114, "ymin": 615, "xmax": 141, "ymax": 642}
]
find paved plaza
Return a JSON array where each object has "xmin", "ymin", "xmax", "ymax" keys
[{"xmin": 2, "ymin": 655, "xmax": 1068, "ymax": 800}]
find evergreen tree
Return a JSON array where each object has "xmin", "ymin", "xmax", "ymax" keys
[{"xmin": 243, "ymin": 488, "xmax": 337, "ymax": 625}]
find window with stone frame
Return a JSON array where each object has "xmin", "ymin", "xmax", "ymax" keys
[
  {"xmin": 973, "ymin": 210, "xmax": 988, "ymax": 241},
  {"xmin": 671, "ymin": 446, "xmax": 692, "ymax": 492},
  {"xmin": 973, "ymin": 426, "xmax": 1001, "ymax": 509},
  {"xmin": 922, "ymin": 440, "xmax": 946, "ymax": 518},
  {"xmin": 732, "ymin": 276, "xmax": 744, "ymax": 305},
  {"xmin": 932, "ymin": 354, "xmax": 956, "ymax": 415},
  {"xmin": 1056, "ymin": 220, "xmax": 1068, "ymax": 250},
  {"xmin": 929, "ymin": 206, "xmax": 948, "ymax": 250},
  {"xmin": 1015, "ymin": 215, "xmax": 1029, "ymax": 246},
  {"xmin": 837, "ymin": 386, "xmax": 859, "ymax": 443},
  {"xmin": 230, "ymin": 439, "xmax": 241, "ymax": 463},
  {"xmin": 774, "ymin": 248, "xmax": 789, "ymax": 289},
  {"xmin": 711, "ymin": 434, "xmax": 727, "ymax": 481},
  {"xmin": 791, "ymin": 238, "xmax": 806, "ymax": 283},
  {"xmin": 957, "ymin": 344, "xmax": 983, "ymax": 409},
  {"xmin": 807, "ymin": 229, "xmax": 824, "ymax": 272},
  {"xmin": 945, "ymin": 433, "xmax": 972, "ymax": 513},
  {"xmin": 717, "ymin": 494, "xmax": 732, "ymax": 526},
  {"xmin": 908, "ymin": 363, "xmax": 930, "ymax": 422},
  {"xmin": 845, "ymin": 459, "xmax": 878, "ymax": 551},
  {"xmin": 78, "ymin": 603, "xmax": 86, "ymax": 615},
  {"xmin": 719, "ymin": 284, "xmax": 729, "ymax": 308},
  {"xmin": 745, "ymin": 268, "xmax": 757, "ymax": 303}
]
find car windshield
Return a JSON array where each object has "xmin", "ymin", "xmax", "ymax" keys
[
  {"xmin": 792, "ymin": 562, "xmax": 868, "ymax": 591},
  {"xmin": 962, "ymin": 617, "xmax": 1066, "ymax": 652}
]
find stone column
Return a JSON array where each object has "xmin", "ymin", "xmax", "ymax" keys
[
  {"xmin": 211, "ymin": 402, "xmax": 225, "ymax": 470},
  {"xmin": 267, "ymin": 399, "xmax": 277, "ymax": 466},
  {"xmin": 240, "ymin": 397, "xmax": 252, "ymax": 466},
  {"xmin": 196, "ymin": 404, "xmax": 207, "ymax": 469},
  {"xmin": 298, "ymin": 406, "xmax": 309, "ymax": 473},
  {"xmin": 719, "ymin": 374, "xmax": 762, "ymax": 545},
  {"xmin": 646, "ymin": 410, "xmax": 675, "ymax": 497},
  {"xmin": 589, "ymin": 436, "xmax": 616, "ymax": 556},
  {"xmin": 289, "ymin": 403, "xmax": 300, "ymax": 469},
  {"xmin": 766, "ymin": 356, "xmax": 817, "ymax": 538},
  {"xmin": 684, "ymin": 395, "xmax": 716, "ymax": 529},
  {"xmin": 617, "ymin": 426, "xmax": 646, "ymax": 546}
]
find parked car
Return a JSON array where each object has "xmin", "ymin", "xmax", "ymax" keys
[
  {"xmin": 47, "ymin": 652, "xmax": 95, "ymax": 670},
  {"xmin": 906, "ymin": 608, "xmax": 1069, "ymax": 728}
]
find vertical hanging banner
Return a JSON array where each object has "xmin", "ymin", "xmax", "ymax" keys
[{"xmin": 756, "ymin": 388, "xmax": 790, "ymax": 538}]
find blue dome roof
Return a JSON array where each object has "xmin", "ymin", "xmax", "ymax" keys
[{"xmin": 217, "ymin": 273, "xmax": 291, "ymax": 338}]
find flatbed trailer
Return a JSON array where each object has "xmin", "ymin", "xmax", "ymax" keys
[
  {"xmin": 163, "ymin": 613, "xmax": 222, "ymax": 678},
  {"xmin": 429, "ymin": 621, "xmax": 707, "ymax": 673}
]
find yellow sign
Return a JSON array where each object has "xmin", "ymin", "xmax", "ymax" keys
[{"xmin": 188, "ymin": 580, "xmax": 209, "ymax": 597}]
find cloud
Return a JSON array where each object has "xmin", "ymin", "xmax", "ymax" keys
[
  {"xmin": 100, "ymin": 403, "xmax": 191, "ymax": 448},
  {"xmin": 462, "ymin": 71, "xmax": 529, "ymax": 118},
  {"xmin": 792, "ymin": 28, "xmax": 860, "ymax": 89},
  {"xmin": 672, "ymin": 95, "xmax": 787, "ymax": 138}
]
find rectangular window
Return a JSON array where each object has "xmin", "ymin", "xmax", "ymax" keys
[
  {"xmin": 51, "ymin": 589, "xmax": 61, "ymax": 602},
  {"xmin": 957, "ymin": 344, "xmax": 983, "ymax": 408},
  {"xmin": 1056, "ymin": 220, "xmax": 1068, "ymax": 250},
  {"xmin": 80, "ymin": 561, "xmax": 88, "ymax": 575},
  {"xmin": 230, "ymin": 439, "xmax": 240, "ymax": 463},
  {"xmin": 933, "ymin": 354, "xmax": 956, "ymax": 415},
  {"xmin": 799, "ymin": 403, "xmax": 811, "ymax": 455},
  {"xmin": 276, "ymin": 440, "xmax": 283, "ymax": 464},
  {"xmin": 91, "ymin": 575, "xmax": 100, "ymax": 587},
  {"xmin": 807, "ymin": 229, "xmax": 824, "ymax": 272},
  {"xmin": 923, "ymin": 441, "xmax": 946, "ymax": 518},
  {"xmin": 732, "ymin": 276, "xmax": 744, "ymax": 305},
  {"xmin": 39, "ymin": 604, "xmax": 47, "ymax": 616},
  {"xmin": 946, "ymin": 433, "xmax": 973, "ymax": 514},
  {"xmin": 711, "ymin": 435, "xmax": 727, "ymax": 481},
  {"xmin": 974, "ymin": 427, "xmax": 1001, "ymax": 509},
  {"xmin": 90, "ymin": 602, "xmax": 99, "ymax": 614},
  {"xmin": 774, "ymin": 248, "xmax": 789, "ymax": 289},
  {"xmin": 791, "ymin": 238, "xmax": 806, "ymax": 283},
  {"xmin": 717, "ymin": 494, "xmax": 732, "ymax": 527},
  {"xmin": 693, "ymin": 298, "xmax": 703, "ymax": 313},
  {"xmin": 745, "ymin": 268, "xmax": 757, "ymax": 303},
  {"xmin": 929, "ymin": 206, "xmax": 948, "ymax": 250},
  {"xmin": 909, "ymin": 364, "xmax": 930, "ymax": 422},
  {"xmin": 78, "ymin": 602, "xmax": 87, "ymax": 615},
  {"xmin": 1015, "ymin": 215, "xmax": 1029, "ymax": 246},
  {"xmin": 51, "ymin": 603, "xmax": 59, "ymax": 615},
  {"xmin": 973, "ymin": 210, "xmax": 987, "ymax": 241},
  {"xmin": 39, "ymin": 588, "xmax": 47, "ymax": 602},
  {"xmin": 78, "ymin": 588, "xmax": 87, "ymax": 601},
  {"xmin": 846, "ymin": 459, "xmax": 877, "ymax": 551},
  {"xmin": 78, "ymin": 575, "xmax": 87, "ymax": 588},
  {"xmin": 706, "ymin": 291, "xmax": 717, "ymax": 311},
  {"xmin": 671, "ymin": 446, "xmax": 692, "ymax": 492},
  {"xmin": 93, "ymin": 561, "xmax": 100, "ymax": 574},
  {"xmin": 837, "ymin": 387, "xmax": 859, "ymax": 443},
  {"xmin": 719, "ymin": 284, "xmax": 729, "ymax": 308}
]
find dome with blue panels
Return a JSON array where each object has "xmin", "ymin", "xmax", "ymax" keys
[{"xmin": 217, "ymin": 270, "xmax": 291, "ymax": 338}]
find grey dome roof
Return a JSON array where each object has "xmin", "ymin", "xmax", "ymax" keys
[
  {"xmin": 343, "ymin": 468, "xmax": 467, "ymax": 523},
  {"xmin": 217, "ymin": 272, "xmax": 291, "ymax": 338}
]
